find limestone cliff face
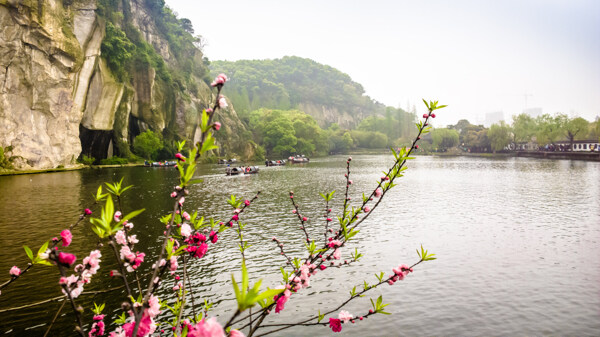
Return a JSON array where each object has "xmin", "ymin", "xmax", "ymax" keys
[
  {"xmin": 0, "ymin": 0, "xmax": 84, "ymax": 169},
  {"xmin": 297, "ymin": 102, "xmax": 374, "ymax": 129},
  {"xmin": 0, "ymin": 0, "xmax": 248, "ymax": 169}
]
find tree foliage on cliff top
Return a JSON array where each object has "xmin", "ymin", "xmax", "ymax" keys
[{"xmin": 210, "ymin": 56, "xmax": 386, "ymax": 116}]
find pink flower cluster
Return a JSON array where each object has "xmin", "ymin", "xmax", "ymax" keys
[
  {"xmin": 59, "ymin": 250, "xmax": 102, "ymax": 298},
  {"xmin": 89, "ymin": 314, "xmax": 105, "ymax": 336},
  {"xmin": 210, "ymin": 73, "xmax": 228, "ymax": 87},
  {"xmin": 184, "ymin": 232, "xmax": 209, "ymax": 259},
  {"xmin": 327, "ymin": 239, "xmax": 342, "ymax": 249},
  {"xmin": 111, "ymin": 295, "xmax": 161, "ymax": 337},
  {"xmin": 328, "ymin": 310, "xmax": 354, "ymax": 333},
  {"xmin": 120, "ymin": 246, "xmax": 145, "ymax": 272},
  {"xmin": 180, "ymin": 317, "xmax": 227, "ymax": 337},
  {"xmin": 388, "ymin": 264, "xmax": 413, "ymax": 285},
  {"xmin": 275, "ymin": 288, "xmax": 292, "ymax": 313},
  {"xmin": 61, "ymin": 229, "xmax": 72, "ymax": 247}
]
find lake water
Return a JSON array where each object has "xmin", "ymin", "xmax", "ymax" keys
[{"xmin": 0, "ymin": 155, "xmax": 599, "ymax": 336}]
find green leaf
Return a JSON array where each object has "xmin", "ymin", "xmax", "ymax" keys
[
  {"xmin": 23, "ymin": 246, "xmax": 33, "ymax": 261},
  {"xmin": 422, "ymin": 98, "xmax": 430, "ymax": 109},
  {"xmin": 253, "ymin": 288, "xmax": 284, "ymax": 303}
]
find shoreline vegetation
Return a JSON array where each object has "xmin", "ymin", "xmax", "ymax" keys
[{"xmin": 1, "ymin": 151, "xmax": 598, "ymax": 176}]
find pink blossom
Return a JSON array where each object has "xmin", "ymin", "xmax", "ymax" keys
[
  {"xmin": 182, "ymin": 212, "xmax": 191, "ymax": 221},
  {"xmin": 170, "ymin": 192, "xmax": 177, "ymax": 198},
  {"xmin": 213, "ymin": 122, "xmax": 221, "ymax": 131},
  {"xmin": 374, "ymin": 188, "xmax": 383, "ymax": 198},
  {"xmin": 187, "ymin": 317, "xmax": 225, "ymax": 337},
  {"xmin": 302, "ymin": 217, "xmax": 308, "ymax": 222},
  {"xmin": 326, "ymin": 217, "xmax": 332, "ymax": 222},
  {"xmin": 338, "ymin": 310, "xmax": 353, "ymax": 323},
  {"xmin": 9, "ymin": 266, "xmax": 20, "ymax": 277},
  {"xmin": 58, "ymin": 252, "xmax": 77, "ymax": 267},
  {"xmin": 423, "ymin": 113, "xmax": 429, "ymax": 119},
  {"xmin": 210, "ymin": 73, "xmax": 228, "ymax": 87},
  {"xmin": 232, "ymin": 214, "xmax": 239, "ymax": 221},
  {"xmin": 195, "ymin": 243, "xmax": 208, "ymax": 259},
  {"xmin": 363, "ymin": 206, "xmax": 371, "ymax": 213},
  {"xmin": 348, "ymin": 180, "xmax": 353, "ymax": 185},
  {"xmin": 122, "ymin": 311, "xmax": 156, "ymax": 337},
  {"xmin": 114, "ymin": 211, "xmax": 122, "ymax": 222},
  {"xmin": 148, "ymin": 295, "xmax": 161, "ymax": 318},
  {"xmin": 415, "ymin": 145, "xmax": 419, "ymax": 149},
  {"xmin": 327, "ymin": 240, "xmax": 342, "ymax": 248},
  {"xmin": 84, "ymin": 208, "xmax": 92, "ymax": 215},
  {"xmin": 181, "ymin": 223, "xmax": 192, "ymax": 237},
  {"xmin": 244, "ymin": 199, "xmax": 250, "ymax": 206},
  {"xmin": 90, "ymin": 315, "xmax": 106, "ymax": 336},
  {"xmin": 333, "ymin": 249, "xmax": 341, "ymax": 260},
  {"xmin": 275, "ymin": 293, "xmax": 289, "ymax": 313},
  {"xmin": 175, "ymin": 153, "xmax": 186, "ymax": 161},
  {"xmin": 82, "ymin": 250, "xmax": 102, "ymax": 274},
  {"xmin": 179, "ymin": 197, "xmax": 185, "ymax": 206},
  {"xmin": 115, "ymin": 230, "xmax": 127, "ymax": 245},
  {"xmin": 292, "ymin": 209, "xmax": 297, "ymax": 214},
  {"xmin": 169, "ymin": 256, "xmax": 178, "ymax": 271},
  {"xmin": 431, "ymin": 113, "xmax": 436, "ymax": 118},
  {"xmin": 218, "ymin": 95, "xmax": 228, "ymax": 109},
  {"xmin": 229, "ymin": 330, "xmax": 245, "ymax": 337},
  {"xmin": 128, "ymin": 235, "xmax": 139, "ymax": 245},
  {"xmin": 205, "ymin": 108, "xmax": 213, "ymax": 114},
  {"xmin": 319, "ymin": 265, "xmax": 327, "ymax": 271},
  {"xmin": 209, "ymin": 230, "xmax": 218, "ymax": 244},
  {"xmin": 329, "ymin": 318, "xmax": 342, "ymax": 332}
]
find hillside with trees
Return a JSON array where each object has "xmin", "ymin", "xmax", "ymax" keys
[{"xmin": 210, "ymin": 57, "xmax": 392, "ymax": 129}]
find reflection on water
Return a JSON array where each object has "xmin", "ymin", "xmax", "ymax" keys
[{"xmin": 0, "ymin": 156, "xmax": 599, "ymax": 336}]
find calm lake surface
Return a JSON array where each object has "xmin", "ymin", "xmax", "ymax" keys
[{"xmin": 0, "ymin": 155, "xmax": 599, "ymax": 336}]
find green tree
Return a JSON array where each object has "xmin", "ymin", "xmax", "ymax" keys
[
  {"xmin": 431, "ymin": 128, "xmax": 459, "ymax": 151},
  {"xmin": 263, "ymin": 117, "xmax": 297, "ymax": 157},
  {"xmin": 536, "ymin": 114, "xmax": 566, "ymax": 145},
  {"xmin": 133, "ymin": 130, "xmax": 164, "ymax": 160},
  {"xmin": 101, "ymin": 22, "xmax": 135, "ymax": 82},
  {"xmin": 564, "ymin": 116, "xmax": 589, "ymax": 150},
  {"xmin": 487, "ymin": 121, "xmax": 512, "ymax": 152},
  {"xmin": 512, "ymin": 113, "xmax": 537, "ymax": 144}
]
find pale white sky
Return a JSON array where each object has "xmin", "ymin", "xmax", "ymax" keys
[{"xmin": 167, "ymin": 0, "xmax": 600, "ymax": 127}]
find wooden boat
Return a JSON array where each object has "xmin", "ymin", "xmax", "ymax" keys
[
  {"xmin": 289, "ymin": 155, "xmax": 309, "ymax": 163},
  {"xmin": 265, "ymin": 159, "xmax": 286, "ymax": 166},
  {"xmin": 145, "ymin": 161, "xmax": 177, "ymax": 167},
  {"xmin": 226, "ymin": 166, "xmax": 259, "ymax": 176}
]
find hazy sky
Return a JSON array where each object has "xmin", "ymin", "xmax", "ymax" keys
[{"xmin": 167, "ymin": 0, "xmax": 600, "ymax": 127}]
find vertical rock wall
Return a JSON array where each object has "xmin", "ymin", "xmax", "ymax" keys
[{"xmin": 0, "ymin": 0, "xmax": 248, "ymax": 169}]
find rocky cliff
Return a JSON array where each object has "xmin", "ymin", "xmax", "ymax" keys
[{"xmin": 0, "ymin": 0, "xmax": 246, "ymax": 169}]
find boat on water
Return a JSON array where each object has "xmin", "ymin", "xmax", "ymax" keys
[
  {"xmin": 265, "ymin": 159, "xmax": 286, "ymax": 166},
  {"xmin": 218, "ymin": 158, "xmax": 238, "ymax": 164},
  {"xmin": 144, "ymin": 160, "xmax": 177, "ymax": 167},
  {"xmin": 288, "ymin": 155, "xmax": 310, "ymax": 163},
  {"xmin": 226, "ymin": 166, "xmax": 259, "ymax": 176}
]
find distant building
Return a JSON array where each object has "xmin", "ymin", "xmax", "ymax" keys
[
  {"xmin": 522, "ymin": 107, "xmax": 542, "ymax": 118},
  {"xmin": 484, "ymin": 111, "xmax": 504, "ymax": 127}
]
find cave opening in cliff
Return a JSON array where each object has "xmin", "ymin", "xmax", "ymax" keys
[
  {"xmin": 128, "ymin": 114, "xmax": 142, "ymax": 146},
  {"xmin": 79, "ymin": 125, "xmax": 114, "ymax": 161}
]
